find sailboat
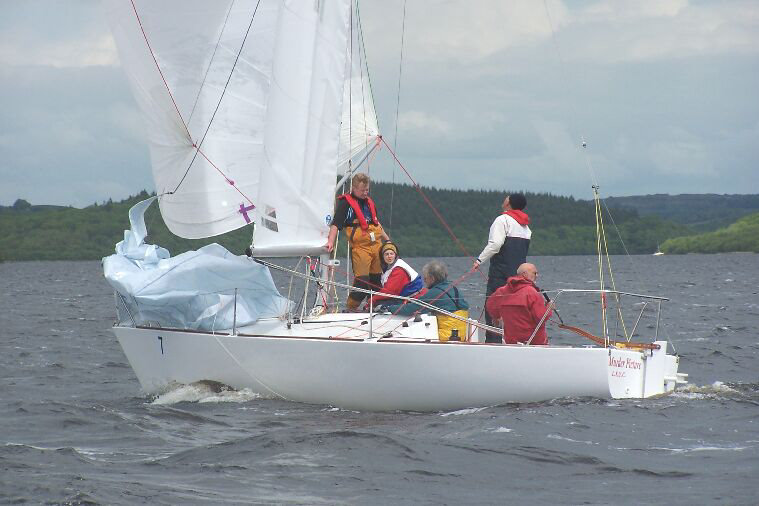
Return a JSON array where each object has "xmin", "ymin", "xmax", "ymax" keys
[{"xmin": 103, "ymin": 0, "xmax": 687, "ymax": 411}]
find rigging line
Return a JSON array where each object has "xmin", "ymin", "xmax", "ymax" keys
[
  {"xmin": 600, "ymin": 197, "xmax": 633, "ymax": 258},
  {"xmin": 348, "ymin": 1, "xmax": 353, "ymax": 169},
  {"xmin": 597, "ymin": 196, "xmax": 631, "ymax": 342},
  {"xmin": 541, "ymin": 0, "xmax": 600, "ymax": 187},
  {"xmin": 187, "ymin": 0, "xmax": 236, "ymax": 124},
  {"xmin": 355, "ymin": 3, "xmax": 370, "ymax": 165},
  {"xmin": 356, "ymin": 1, "xmax": 378, "ymax": 132},
  {"xmin": 333, "ymin": 269, "xmax": 492, "ymax": 340},
  {"xmin": 213, "ymin": 334, "xmax": 292, "ymax": 402},
  {"xmin": 545, "ymin": 0, "xmax": 639, "ymax": 339},
  {"xmin": 170, "ymin": 0, "xmax": 263, "ymax": 196},
  {"xmin": 380, "ymin": 137, "xmax": 487, "ymax": 281},
  {"xmin": 195, "ymin": 146, "xmax": 256, "ymax": 206},
  {"xmin": 594, "ymin": 188, "xmax": 606, "ymax": 341},
  {"xmin": 129, "ymin": 0, "xmax": 192, "ymax": 143},
  {"xmin": 599, "ymin": 195, "xmax": 649, "ymax": 289},
  {"xmin": 544, "ymin": 2, "xmax": 640, "ymax": 274},
  {"xmin": 389, "ymin": 0, "xmax": 408, "ymax": 230},
  {"xmin": 380, "ymin": 270, "xmax": 484, "ymax": 339},
  {"xmin": 256, "ymin": 257, "xmax": 490, "ymax": 328}
]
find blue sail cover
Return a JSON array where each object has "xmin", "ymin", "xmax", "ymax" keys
[{"xmin": 103, "ymin": 197, "xmax": 291, "ymax": 331}]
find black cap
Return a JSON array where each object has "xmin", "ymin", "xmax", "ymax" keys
[{"xmin": 509, "ymin": 193, "xmax": 527, "ymax": 210}]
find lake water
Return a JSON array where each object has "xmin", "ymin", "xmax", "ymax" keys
[{"xmin": 1, "ymin": 254, "xmax": 758, "ymax": 505}]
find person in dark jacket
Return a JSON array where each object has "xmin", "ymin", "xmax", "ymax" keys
[
  {"xmin": 485, "ymin": 262, "xmax": 551, "ymax": 345},
  {"xmin": 383, "ymin": 260, "xmax": 470, "ymax": 341},
  {"xmin": 471, "ymin": 193, "xmax": 531, "ymax": 342}
]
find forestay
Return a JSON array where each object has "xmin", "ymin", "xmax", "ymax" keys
[{"xmin": 106, "ymin": 0, "xmax": 373, "ymax": 256}]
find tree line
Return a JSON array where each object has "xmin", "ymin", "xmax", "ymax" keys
[
  {"xmin": 0, "ymin": 184, "xmax": 714, "ymax": 262},
  {"xmin": 661, "ymin": 211, "xmax": 759, "ymax": 254}
]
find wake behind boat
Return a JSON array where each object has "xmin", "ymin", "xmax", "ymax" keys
[{"xmin": 103, "ymin": 0, "xmax": 687, "ymax": 411}]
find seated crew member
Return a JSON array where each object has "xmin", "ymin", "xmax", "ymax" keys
[
  {"xmin": 383, "ymin": 260, "xmax": 470, "ymax": 341},
  {"xmin": 485, "ymin": 262, "xmax": 551, "ymax": 345},
  {"xmin": 365, "ymin": 242, "xmax": 424, "ymax": 309},
  {"xmin": 325, "ymin": 172, "xmax": 389, "ymax": 310}
]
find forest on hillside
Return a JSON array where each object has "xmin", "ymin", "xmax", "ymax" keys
[
  {"xmin": 605, "ymin": 194, "xmax": 759, "ymax": 231},
  {"xmin": 0, "ymin": 184, "xmax": 696, "ymax": 262},
  {"xmin": 661, "ymin": 212, "xmax": 759, "ymax": 254}
]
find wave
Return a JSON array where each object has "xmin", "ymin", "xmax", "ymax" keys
[
  {"xmin": 150, "ymin": 381, "xmax": 262, "ymax": 405},
  {"xmin": 440, "ymin": 406, "xmax": 490, "ymax": 417},
  {"xmin": 670, "ymin": 381, "xmax": 746, "ymax": 400}
]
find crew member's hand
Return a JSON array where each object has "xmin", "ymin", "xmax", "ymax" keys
[
  {"xmin": 471, "ymin": 259, "xmax": 481, "ymax": 272},
  {"xmin": 325, "ymin": 240, "xmax": 334, "ymax": 253}
]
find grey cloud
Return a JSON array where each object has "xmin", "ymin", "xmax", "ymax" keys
[
  {"xmin": 1, "ymin": 0, "xmax": 758, "ymax": 207},
  {"xmin": 0, "ymin": 65, "xmax": 152, "ymax": 206}
]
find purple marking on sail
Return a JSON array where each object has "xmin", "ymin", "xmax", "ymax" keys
[{"xmin": 239, "ymin": 203, "xmax": 256, "ymax": 224}]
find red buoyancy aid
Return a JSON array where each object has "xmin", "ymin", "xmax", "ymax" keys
[{"xmin": 338, "ymin": 193, "xmax": 378, "ymax": 231}]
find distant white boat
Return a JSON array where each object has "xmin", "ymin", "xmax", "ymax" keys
[
  {"xmin": 654, "ymin": 245, "xmax": 665, "ymax": 256},
  {"xmin": 103, "ymin": 0, "xmax": 687, "ymax": 411}
]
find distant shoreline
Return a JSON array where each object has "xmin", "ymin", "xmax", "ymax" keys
[{"xmin": 2, "ymin": 190, "xmax": 758, "ymax": 261}]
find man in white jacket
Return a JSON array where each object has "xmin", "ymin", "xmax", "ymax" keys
[{"xmin": 472, "ymin": 193, "xmax": 532, "ymax": 343}]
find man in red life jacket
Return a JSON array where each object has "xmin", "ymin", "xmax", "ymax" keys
[
  {"xmin": 485, "ymin": 262, "xmax": 551, "ymax": 345},
  {"xmin": 472, "ymin": 193, "xmax": 532, "ymax": 342},
  {"xmin": 325, "ymin": 173, "xmax": 389, "ymax": 310}
]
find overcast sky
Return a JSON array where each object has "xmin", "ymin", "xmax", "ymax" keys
[{"xmin": 2, "ymin": 0, "xmax": 758, "ymax": 207}]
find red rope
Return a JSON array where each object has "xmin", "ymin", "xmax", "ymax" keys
[
  {"xmin": 379, "ymin": 136, "xmax": 486, "ymax": 281},
  {"xmin": 129, "ymin": 0, "xmax": 193, "ymax": 144},
  {"xmin": 130, "ymin": 0, "xmax": 258, "ymax": 208},
  {"xmin": 195, "ymin": 147, "xmax": 256, "ymax": 206}
]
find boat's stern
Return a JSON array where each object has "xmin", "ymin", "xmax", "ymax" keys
[{"xmin": 608, "ymin": 341, "xmax": 688, "ymax": 399}]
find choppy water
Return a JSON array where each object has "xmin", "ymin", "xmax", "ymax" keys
[{"xmin": 1, "ymin": 254, "xmax": 758, "ymax": 505}]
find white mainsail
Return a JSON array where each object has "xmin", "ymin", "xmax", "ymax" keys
[
  {"xmin": 337, "ymin": 11, "xmax": 380, "ymax": 174},
  {"xmin": 107, "ymin": 0, "xmax": 366, "ymax": 256}
]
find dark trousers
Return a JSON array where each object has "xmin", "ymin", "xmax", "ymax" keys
[
  {"xmin": 347, "ymin": 274, "xmax": 381, "ymax": 307},
  {"xmin": 484, "ymin": 275, "xmax": 506, "ymax": 343}
]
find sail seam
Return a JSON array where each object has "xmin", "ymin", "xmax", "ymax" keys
[
  {"xmin": 170, "ymin": 0, "xmax": 263, "ymax": 198},
  {"xmin": 187, "ymin": 0, "xmax": 237, "ymax": 125}
]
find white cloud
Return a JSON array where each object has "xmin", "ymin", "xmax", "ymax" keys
[
  {"xmin": 363, "ymin": 0, "xmax": 759, "ymax": 68},
  {"xmin": 398, "ymin": 110, "xmax": 452, "ymax": 135},
  {"xmin": 582, "ymin": 0, "xmax": 688, "ymax": 22},
  {"xmin": 360, "ymin": 0, "xmax": 570, "ymax": 66},
  {"xmin": 0, "ymin": 34, "xmax": 118, "ymax": 68},
  {"xmin": 567, "ymin": 1, "xmax": 759, "ymax": 63}
]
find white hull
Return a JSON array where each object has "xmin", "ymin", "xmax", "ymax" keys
[{"xmin": 113, "ymin": 313, "xmax": 686, "ymax": 411}]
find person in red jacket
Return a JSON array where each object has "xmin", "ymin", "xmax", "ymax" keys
[
  {"xmin": 485, "ymin": 262, "xmax": 551, "ymax": 345},
  {"xmin": 365, "ymin": 242, "xmax": 424, "ymax": 309}
]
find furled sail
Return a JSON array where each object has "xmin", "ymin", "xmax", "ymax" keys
[{"xmin": 106, "ymin": 0, "xmax": 354, "ymax": 255}]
